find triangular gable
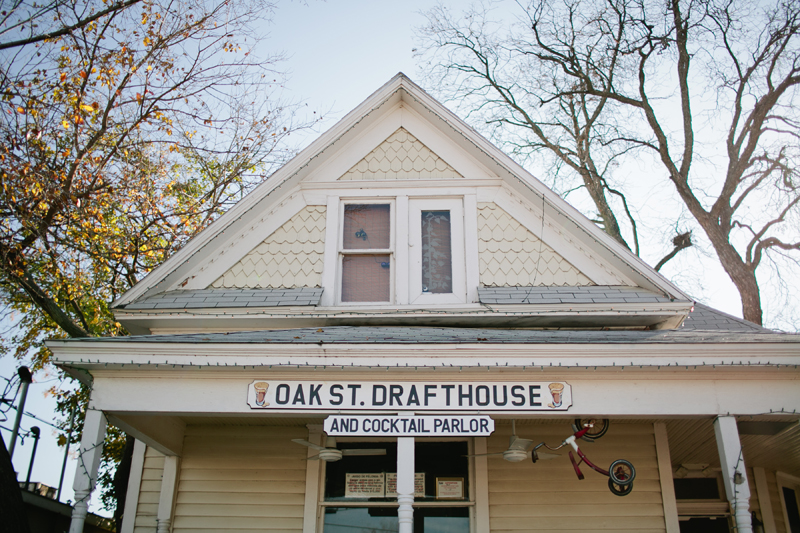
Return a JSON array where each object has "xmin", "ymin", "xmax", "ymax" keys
[
  {"xmin": 113, "ymin": 73, "xmax": 691, "ymax": 309},
  {"xmin": 339, "ymin": 127, "xmax": 462, "ymax": 180}
]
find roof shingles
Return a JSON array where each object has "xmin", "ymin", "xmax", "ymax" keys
[{"xmin": 122, "ymin": 287, "xmax": 323, "ymax": 310}]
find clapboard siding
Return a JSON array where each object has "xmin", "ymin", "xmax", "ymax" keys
[
  {"xmin": 172, "ymin": 425, "xmax": 307, "ymax": 533},
  {"xmin": 487, "ymin": 422, "xmax": 665, "ymax": 532},
  {"xmin": 133, "ymin": 447, "xmax": 165, "ymax": 533}
]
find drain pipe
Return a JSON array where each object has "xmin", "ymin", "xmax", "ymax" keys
[
  {"xmin": 25, "ymin": 426, "xmax": 41, "ymax": 487},
  {"xmin": 9, "ymin": 366, "xmax": 33, "ymax": 459}
]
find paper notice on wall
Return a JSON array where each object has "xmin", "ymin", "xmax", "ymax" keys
[
  {"xmin": 385, "ymin": 473, "xmax": 425, "ymax": 497},
  {"xmin": 436, "ymin": 478, "xmax": 464, "ymax": 499},
  {"xmin": 345, "ymin": 473, "xmax": 385, "ymax": 498}
]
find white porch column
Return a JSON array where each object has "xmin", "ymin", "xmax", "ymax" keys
[
  {"xmin": 397, "ymin": 437, "xmax": 415, "ymax": 533},
  {"xmin": 120, "ymin": 439, "xmax": 147, "ymax": 533},
  {"xmin": 156, "ymin": 455, "xmax": 180, "ymax": 533},
  {"xmin": 654, "ymin": 423, "xmax": 680, "ymax": 533},
  {"xmin": 302, "ymin": 425, "xmax": 323, "ymax": 533},
  {"xmin": 714, "ymin": 416, "xmax": 752, "ymax": 533},
  {"xmin": 69, "ymin": 408, "xmax": 107, "ymax": 533}
]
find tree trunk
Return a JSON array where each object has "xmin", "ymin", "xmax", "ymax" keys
[
  {"xmin": 701, "ymin": 221, "xmax": 763, "ymax": 325},
  {"xmin": 580, "ymin": 168, "xmax": 630, "ymax": 250}
]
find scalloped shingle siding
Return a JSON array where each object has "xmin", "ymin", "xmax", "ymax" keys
[
  {"xmin": 339, "ymin": 128, "xmax": 462, "ymax": 180},
  {"xmin": 211, "ymin": 206, "xmax": 326, "ymax": 289},
  {"xmin": 478, "ymin": 203, "xmax": 593, "ymax": 286}
]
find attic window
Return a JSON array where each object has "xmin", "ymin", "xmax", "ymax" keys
[
  {"xmin": 421, "ymin": 210, "xmax": 453, "ymax": 294},
  {"xmin": 333, "ymin": 197, "xmax": 466, "ymax": 306},
  {"xmin": 341, "ymin": 203, "xmax": 392, "ymax": 302},
  {"xmin": 409, "ymin": 198, "xmax": 465, "ymax": 304}
]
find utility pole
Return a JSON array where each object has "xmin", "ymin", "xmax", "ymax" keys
[
  {"xmin": 25, "ymin": 426, "xmax": 40, "ymax": 487},
  {"xmin": 8, "ymin": 366, "xmax": 33, "ymax": 459}
]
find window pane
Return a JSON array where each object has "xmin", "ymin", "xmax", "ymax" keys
[
  {"xmin": 421, "ymin": 211, "xmax": 452, "ymax": 294},
  {"xmin": 323, "ymin": 507, "xmax": 398, "ymax": 533},
  {"xmin": 415, "ymin": 442, "xmax": 468, "ymax": 501},
  {"xmin": 673, "ymin": 478, "xmax": 720, "ymax": 499},
  {"xmin": 784, "ymin": 487, "xmax": 800, "ymax": 533},
  {"xmin": 325, "ymin": 443, "xmax": 397, "ymax": 501},
  {"xmin": 342, "ymin": 255, "xmax": 390, "ymax": 302},
  {"xmin": 419, "ymin": 507, "xmax": 470, "ymax": 533},
  {"xmin": 344, "ymin": 204, "xmax": 391, "ymax": 249}
]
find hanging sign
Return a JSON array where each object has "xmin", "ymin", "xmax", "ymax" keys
[
  {"xmin": 248, "ymin": 380, "xmax": 571, "ymax": 411},
  {"xmin": 324, "ymin": 414, "xmax": 495, "ymax": 437}
]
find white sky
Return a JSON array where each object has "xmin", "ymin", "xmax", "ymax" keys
[{"xmin": 4, "ymin": 0, "xmax": 794, "ymax": 520}]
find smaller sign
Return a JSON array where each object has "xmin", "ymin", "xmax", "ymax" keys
[
  {"xmin": 345, "ymin": 473, "xmax": 385, "ymax": 498},
  {"xmin": 386, "ymin": 473, "xmax": 425, "ymax": 498},
  {"xmin": 436, "ymin": 478, "xmax": 464, "ymax": 500},
  {"xmin": 324, "ymin": 415, "xmax": 494, "ymax": 437}
]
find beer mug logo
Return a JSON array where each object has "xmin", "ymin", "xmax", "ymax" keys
[
  {"xmin": 548, "ymin": 383, "xmax": 564, "ymax": 408},
  {"xmin": 254, "ymin": 382, "xmax": 269, "ymax": 406}
]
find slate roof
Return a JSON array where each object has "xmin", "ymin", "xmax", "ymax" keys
[
  {"xmin": 62, "ymin": 323, "xmax": 796, "ymax": 346},
  {"xmin": 478, "ymin": 286, "xmax": 675, "ymax": 305},
  {"xmin": 121, "ymin": 288, "xmax": 323, "ymax": 309},
  {"xmin": 681, "ymin": 303, "xmax": 770, "ymax": 332},
  {"xmin": 121, "ymin": 286, "xmax": 679, "ymax": 311}
]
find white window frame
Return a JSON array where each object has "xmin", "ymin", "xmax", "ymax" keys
[
  {"xmin": 325, "ymin": 194, "xmax": 472, "ymax": 307},
  {"xmin": 314, "ymin": 437, "xmax": 476, "ymax": 533},
  {"xmin": 408, "ymin": 198, "xmax": 466, "ymax": 305},
  {"xmin": 336, "ymin": 199, "xmax": 396, "ymax": 306}
]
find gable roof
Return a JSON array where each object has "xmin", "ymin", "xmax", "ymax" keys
[
  {"xmin": 112, "ymin": 73, "xmax": 692, "ymax": 316},
  {"xmin": 681, "ymin": 303, "xmax": 771, "ymax": 332}
]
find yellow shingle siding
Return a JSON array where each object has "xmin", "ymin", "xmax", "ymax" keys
[
  {"xmin": 339, "ymin": 127, "xmax": 462, "ymax": 180},
  {"xmin": 478, "ymin": 203, "xmax": 594, "ymax": 287},
  {"xmin": 211, "ymin": 206, "xmax": 326, "ymax": 289}
]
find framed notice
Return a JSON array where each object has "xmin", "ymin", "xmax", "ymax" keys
[
  {"xmin": 385, "ymin": 473, "xmax": 425, "ymax": 497},
  {"xmin": 436, "ymin": 477, "xmax": 464, "ymax": 499},
  {"xmin": 345, "ymin": 473, "xmax": 385, "ymax": 498}
]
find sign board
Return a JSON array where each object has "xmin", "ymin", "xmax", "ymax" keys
[
  {"xmin": 345, "ymin": 473, "xmax": 385, "ymax": 498},
  {"xmin": 344, "ymin": 473, "xmax": 425, "ymax": 498},
  {"xmin": 386, "ymin": 473, "xmax": 425, "ymax": 498},
  {"xmin": 436, "ymin": 478, "xmax": 464, "ymax": 499},
  {"xmin": 324, "ymin": 415, "xmax": 495, "ymax": 437},
  {"xmin": 248, "ymin": 381, "xmax": 571, "ymax": 411}
]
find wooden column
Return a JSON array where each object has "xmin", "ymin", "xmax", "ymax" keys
[
  {"xmin": 120, "ymin": 439, "xmax": 147, "ymax": 533},
  {"xmin": 69, "ymin": 408, "xmax": 107, "ymax": 533},
  {"xmin": 473, "ymin": 437, "xmax": 490, "ymax": 532},
  {"xmin": 156, "ymin": 455, "xmax": 180, "ymax": 533},
  {"xmin": 654, "ymin": 423, "xmax": 680, "ymax": 533},
  {"xmin": 397, "ymin": 437, "xmax": 415, "ymax": 533},
  {"xmin": 302, "ymin": 425, "xmax": 323, "ymax": 533},
  {"xmin": 714, "ymin": 416, "xmax": 752, "ymax": 533},
  {"xmin": 753, "ymin": 467, "xmax": 777, "ymax": 533}
]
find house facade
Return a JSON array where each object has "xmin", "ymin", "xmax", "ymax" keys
[{"xmin": 49, "ymin": 74, "xmax": 800, "ymax": 533}]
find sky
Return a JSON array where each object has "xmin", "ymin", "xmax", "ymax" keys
[{"xmin": 2, "ymin": 0, "xmax": 794, "ymax": 520}]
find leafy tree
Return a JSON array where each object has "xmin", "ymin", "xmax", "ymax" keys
[
  {"xmin": 0, "ymin": 0, "xmax": 143, "ymax": 51},
  {"xmin": 0, "ymin": 0, "xmax": 315, "ymax": 523},
  {"xmin": 418, "ymin": 0, "xmax": 800, "ymax": 326}
]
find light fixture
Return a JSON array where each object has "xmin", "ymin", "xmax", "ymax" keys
[{"xmin": 733, "ymin": 471, "xmax": 744, "ymax": 485}]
